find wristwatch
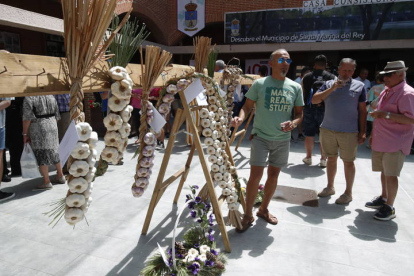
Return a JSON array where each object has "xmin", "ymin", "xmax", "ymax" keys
[
  {"xmin": 385, "ymin": 112, "xmax": 390, "ymax": 119},
  {"xmin": 292, "ymin": 122, "xmax": 297, "ymax": 128}
]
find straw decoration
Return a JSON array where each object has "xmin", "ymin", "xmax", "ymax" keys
[{"xmin": 132, "ymin": 46, "xmax": 172, "ymax": 197}]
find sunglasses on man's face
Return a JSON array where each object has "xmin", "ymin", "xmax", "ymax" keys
[
  {"xmin": 384, "ymin": 72, "xmax": 396, "ymax": 78},
  {"xmin": 277, "ymin": 58, "xmax": 292, "ymax": 64}
]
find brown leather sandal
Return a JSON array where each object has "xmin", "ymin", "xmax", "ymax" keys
[
  {"xmin": 235, "ymin": 215, "xmax": 255, "ymax": 233},
  {"xmin": 256, "ymin": 209, "xmax": 278, "ymax": 225}
]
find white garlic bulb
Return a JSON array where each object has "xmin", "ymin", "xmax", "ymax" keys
[
  {"xmin": 71, "ymin": 142, "xmax": 91, "ymax": 160},
  {"xmin": 208, "ymin": 155, "xmax": 218, "ymax": 164},
  {"xmin": 222, "ymin": 188, "xmax": 232, "ymax": 196},
  {"xmin": 143, "ymin": 132, "xmax": 156, "ymax": 145},
  {"xmin": 76, "ymin": 122, "xmax": 93, "ymax": 142},
  {"xmin": 214, "ymin": 173, "xmax": 223, "ymax": 181},
  {"xmin": 108, "ymin": 96, "xmax": 129, "ymax": 112},
  {"xmin": 68, "ymin": 177, "xmax": 88, "ymax": 194},
  {"xmin": 166, "ymin": 84, "xmax": 178, "ymax": 94},
  {"xmin": 218, "ymin": 181, "xmax": 227, "ymax": 189},
  {"xmin": 201, "ymin": 119, "xmax": 211, "ymax": 128},
  {"xmin": 206, "ymin": 146, "xmax": 216, "ymax": 155},
  {"xmin": 137, "ymin": 167, "xmax": 150, "ymax": 177},
  {"xmin": 204, "ymin": 137, "xmax": 214, "ymax": 146},
  {"xmin": 209, "ymin": 105, "xmax": 218, "ymax": 112},
  {"xmin": 131, "ymin": 186, "xmax": 145, "ymax": 197},
  {"xmin": 200, "ymin": 108, "xmax": 209, "ymax": 118},
  {"xmin": 211, "ymin": 164, "xmax": 220, "ymax": 172},
  {"xmin": 103, "ymin": 113, "xmax": 123, "ymax": 131},
  {"xmin": 162, "ymin": 94, "xmax": 175, "ymax": 103},
  {"xmin": 135, "ymin": 177, "xmax": 149, "ymax": 188},
  {"xmin": 109, "ymin": 66, "xmax": 127, "ymax": 80},
  {"xmin": 104, "ymin": 131, "xmax": 121, "ymax": 147},
  {"xmin": 202, "ymin": 128, "xmax": 213, "ymax": 137},
  {"xmin": 66, "ymin": 194, "xmax": 86, "ymax": 208},
  {"xmin": 69, "ymin": 160, "xmax": 89, "ymax": 177},
  {"xmin": 64, "ymin": 208, "xmax": 84, "ymax": 225}
]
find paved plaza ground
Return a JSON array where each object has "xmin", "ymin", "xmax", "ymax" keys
[{"xmin": 1, "ymin": 124, "xmax": 414, "ymax": 276}]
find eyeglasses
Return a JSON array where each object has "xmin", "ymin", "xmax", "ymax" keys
[
  {"xmin": 384, "ymin": 72, "xmax": 396, "ymax": 78},
  {"xmin": 278, "ymin": 58, "xmax": 292, "ymax": 64}
]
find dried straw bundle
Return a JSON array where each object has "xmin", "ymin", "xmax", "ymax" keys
[
  {"xmin": 62, "ymin": 0, "xmax": 131, "ymax": 122},
  {"xmin": 193, "ymin": 36, "xmax": 212, "ymax": 73},
  {"xmin": 133, "ymin": 46, "xmax": 172, "ymax": 197}
]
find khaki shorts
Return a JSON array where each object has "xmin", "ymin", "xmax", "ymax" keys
[
  {"xmin": 250, "ymin": 135, "xmax": 290, "ymax": 168},
  {"xmin": 372, "ymin": 150, "xmax": 405, "ymax": 177},
  {"xmin": 320, "ymin": 128, "xmax": 358, "ymax": 162}
]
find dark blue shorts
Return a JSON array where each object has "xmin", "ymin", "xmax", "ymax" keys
[{"xmin": 303, "ymin": 107, "xmax": 324, "ymax": 137}]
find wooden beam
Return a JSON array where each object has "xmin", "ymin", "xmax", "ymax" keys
[{"xmin": 0, "ymin": 53, "xmax": 259, "ymax": 97}]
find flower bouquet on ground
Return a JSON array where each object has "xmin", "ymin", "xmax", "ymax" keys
[
  {"xmin": 141, "ymin": 185, "xmax": 227, "ymax": 276},
  {"xmin": 240, "ymin": 178, "xmax": 264, "ymax": 206}
]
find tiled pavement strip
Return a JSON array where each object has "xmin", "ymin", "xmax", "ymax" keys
[{"xmin": 0, "ymin": 124, "xmax": 413, "ymax": 276}]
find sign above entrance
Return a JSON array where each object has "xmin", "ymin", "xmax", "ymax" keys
[
  {"xmin": 225, "ymin": 1, "xmax": 414, "ymax": 44},
  {"xmin": 177, "ymin": 0, "xmax": 205, "ymax": 37}
]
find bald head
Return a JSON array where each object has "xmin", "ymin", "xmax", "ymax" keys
[{"xmin": 270, "ymin": 49, "xmax": 288, "ymax": 61}]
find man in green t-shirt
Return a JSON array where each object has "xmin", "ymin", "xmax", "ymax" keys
[{"xmin": 232, "ymin": 49, "xmax": 304, "ymax": 232}]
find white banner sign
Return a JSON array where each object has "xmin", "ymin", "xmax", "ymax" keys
[
  {"xmin": 58, "ymin": 121, "xmax": 80, "ymax": 167},
  {"xmin": 177, "ymin": 0, "xmax": 205, "ymax": 37},
  {"xmin": 333, "ymin": 0, "xmax": 410, "ymax": 6}
]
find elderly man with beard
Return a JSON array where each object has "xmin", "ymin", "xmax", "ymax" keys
[
  {"xmin": 312, "ymin": 58, "xmax": 367, "ymax": 205},
  {"xmin": 366, "ymin": 61, "xmax": 414, "ymax": 221},
  {"xmin": 232, "ymin": 49, "xmax": 304, "ymax": 232}
]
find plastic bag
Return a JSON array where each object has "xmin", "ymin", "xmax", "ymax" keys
[{"xmin": 20, "ymin": 143, "xmax": 41, "ymax": 179}]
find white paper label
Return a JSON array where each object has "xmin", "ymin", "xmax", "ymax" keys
[
  {"xmin": 149, "ymin": 108, "xmax": 167, "ymax": 133},
  {"xmin": 196, "ymin": 90, "xmax": 208, "ymax": 106},
  {"xmin": 58, "ymin": 121, "xmax": 80, "ymax": 166},
  {"xmin": 184, "ymin": 78, "xmax": 204, "ymax": 104}
]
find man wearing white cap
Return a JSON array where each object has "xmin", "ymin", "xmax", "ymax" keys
[{"xmin": 366, "ymin": 61, "xmax": 414, "ymax": 221}]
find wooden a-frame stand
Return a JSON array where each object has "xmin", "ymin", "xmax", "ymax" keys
[
  {"xmin": 141, "ymin": 89, "xmax": 235, "ymax": 253},
  {"xmin": 229, "ymin": 107, "xmax": 255, "ymax": 151}
]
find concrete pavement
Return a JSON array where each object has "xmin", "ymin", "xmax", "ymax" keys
[{"xmin": 0, "ymin": 126, "xmax": 413, "ymax": 276}]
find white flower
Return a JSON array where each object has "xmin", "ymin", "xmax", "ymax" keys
[
  {"xmin": 131, "ymin": 186, "xmax": 145, "ymax": 197},
  {"xmin": 109, "ymin": 66, "xmax": 127, "ymax": 80},
  {"xmin": 75, "ymin": 122, "xmax": 92, "ymax": 141},
  {"xmin": 68, "ymin": 177, "xmax": 88, "ymax": 193},
  {"xmin": 120, "ymin": 105, "xmax": 133, "ymax": 122},
  {"xmin": 69, "ymin": 160, "xmax": 89, "ymax": 177},
  {"xmin": 66, "ymin": 193, "xmax": 86, "ymax": 208},
  {"xmin": 199, "ymin": 245, "xmax": 210, "ymax": 255},
  {"xmin": 103, "ymin": 113, "xmax": 123, "ymax": 131},
  {"xmin": 64, "ymin": 208, "xmax": 84, "ymax": 225},
  {"xmin": 198, "ymin": 254, "xmax": 207, "ymax": 262},
  {"xmin": 104, "ymin": 131, "xmax": 121, "ymax": 147},
  {"xmin": 188, "ymin": 248, "xmax": 199, "ymax": 256},
  {"xmin": 222, "ymin": 188, "xmax": 231, "ymax": 196},
  {"xmin": 101, "ymin": 147, "xmax": 119, "ymax": 163},
  {"xmin": 71, "ymin": 142, "xmax": 91, "ymax": 160},
  {"xmin": 111, "ymin": 81, "xmax": 132, "ymax": 100},
  {"xmin": 118, "ymin": 123, "xmax": 131, "ymax": 139},
  {"xmin": 88, "ymin": 131, "xmax": 98, "ymax": 148},
  {"xmin": 185, "ymin": 254, "xmax": 196, "ymax": 263},
  {"xmin": 108, "ymin": 96, "xmax": 129, "ymax": 112}
]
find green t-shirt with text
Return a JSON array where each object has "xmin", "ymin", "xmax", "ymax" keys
[{"xmin": 246, "ymin": 76, "xmax": 304, "ymax": 141}]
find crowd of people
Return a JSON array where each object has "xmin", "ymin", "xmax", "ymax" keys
[
  {"xmin": 1, "ymin": 47, "xmax": 413, "ymax": 234},
  {"xmin": 231, "ymin": 49, "xmax": 414, "ymax": 232}
]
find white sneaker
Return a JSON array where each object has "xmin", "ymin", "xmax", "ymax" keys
[
  {"xmin": 302, "ymin": 157, "xmax": 312, "ymax": 165},
  {"xmin": 319, "ymin": 159, "xmax": 327, "ymax": 168}
]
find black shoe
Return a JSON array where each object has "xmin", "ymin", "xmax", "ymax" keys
[
  {"xmin": 2, "ymin": 174, "xmax": 11, "ymax": 182},
  {"xmin": 156, "ymin": 141, "xmax": 165, "ymax": 150},
  {"xmin": 374, "ymin": 204, "xmax": 396, "ymax": 221},
  {"xmin": 0, "ymin": 191, "xmax": 15, "ymax": 203},
  {"xmin": 297, "ymin": 134, "xmax": 305, "ymax": 141},
  {"xmin": 365, "ymin": 196, "xmax": 386, "ymax": 209}
]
